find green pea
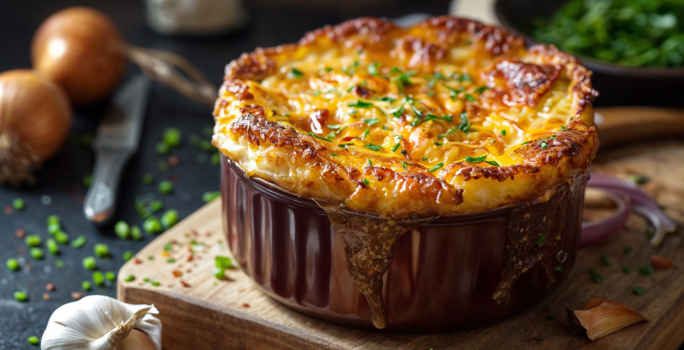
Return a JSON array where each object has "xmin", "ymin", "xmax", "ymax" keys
[
  {"xmin": 158, "ymin": 161, "xmax": 169, "ymax": 171},
  {"xmin": 130, "ymin": 226, "xmax": 143, "ymax": 240},
  {"xmin": 161, "ymin": 209, "xmax": 179, "ymax": 229},
  {"xmin": 214, "ymin": 267, "xmax": 225, "ymax": 280},
  {"xmin": 13, "ymin": 198, "xmax": 25, "ymax": 210},
  {"xmin": 143, "ymin": 173, "xmax": 154, "ymax": 185},
  {"xmin": 30, "ymin": 248, "xmax": 44, "ymax": 260},
  {"xmin": 156, "ymin": 142, "xmax": 170, "ymax": 155},
  {"xmin": 203, "ymin": 126, "xmax": 214, "ymax": 137},
  {"xmin": 143, "ymin": 216, "xmax": 162, "ymax": 234},
  {"xmin": 71, "ymin": 235, "xmax": 86, "ymax": 248},
  {"xmin": 14, "ymin": 291, "xmax": 28, "ymax": 302},
  {"xmin": 124, "ymin": 274, "xmax": 136, "ymax": 282},
  {"xmin": 151, "ymin": 281, "xmax": 161, "ymax": 287},
  {"xmin": 82, "ymin": 175, "xmax": 92, "ymax": 187},
  {"xmin": 114, "ymin": 221, "xmax": 130, "ymax": 240},
  {"xmin": 94, "ymin": 244, "xmax": 109, "ymax": 258},
  {"xmin": 105, "ymin": 271, "xmax": 116, "ymax": 281},
  {"xmin": 55, "ymin": 231, "xmax": 69, "ymax": 244},
  {"xmin": 6, "ymin": 258, "xmax": 20, "ymax": 271},
  {"xmin": 28, "ymin": 336, "xmax": 40, "ymax": 345},
  {"xmin": 25, "ymin": 235, "xmax": 41, "ymax": 247},
  {"xmin": 46, "ymin": 215, "xmax": 60, "ymax": 226},
  {"xmin": 123, "ymin": 251, "xmax": 134, "ymax": 261},
  {"xmin": 158, "ymin": 181, "xmax": 173, "ymax": 195},
  {"xmin": 82, "ymin": 281, "xmax": 92, "ymax": 291},
  {"xmin": 48, "ymin": 223, "xmax": 61, "ymax": 235},
  {"xmin": 150, "ymin": 200, "xmax": 163, "ymax": 212},
  {"xmin": 163, "ymin": 127, "xmax": 182, "ymax": 147},
  {"xmin": 83, "ymin": 256, "xmax": 97, "ymax": 270},
  {"xmin": 46, "ymin": 239, "xmax": 59, "ymax": 255},
  {"xmin": 54, "ymin": 260, "xmax": 64, "ymax": 267},
  {"xmin": 93, "ymin": 271, "xmax": 105, "ymax": 286}
]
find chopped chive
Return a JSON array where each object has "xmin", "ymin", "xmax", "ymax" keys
[
  {"xmin": 379, "ymin": 96, "xmax": 396, "ymax": 103},
  {"xmin": 458, "ymin": 73, "xmax": 473, "ymax": 83},
  {"xmin": 55, "ymin": 231, "xmax": 69, "ymax": 244},
  {"xmin": 202, "ymin": 192, "xmax": 221, "ymax": 203},
  {"xmin": 46, "ymin": 239, "xmax": 59, "ymax": 255},
  {"xmin": 366, "ymin": 159, "xmax": 373, "ymax": 167},
  {"xmin": 537, "ymin": 235, "xmax": 546, "ymax": 248},
  {"xmin": 338, "ymin": 143, "xmax": 354, "ymax": 149},
  {"xmin": 422, "ymin": 156, "xmax": 428, "ymax": 161},
  {"xmin": 348, "ymin": 109, "xmax": 357, "ymax": 115},
  {"xmin": 443, "ymin": 85, "xmax": 464, "ymax": 100},
  {"xmin": 433, "ymin": 72, "xmax": 444, "ymax": 80},
  {"xmin": 105, "ymin": 271, "xmax": 116, "ymax": 281},
  {"xmin": 307, "ymin": 132, "xmax": 332, "ymax": 143},
  {"xmin": 633, "ymin": 287, "xmax": 645, "ymax": 296},
  {"xmin": 125, "ymin": 274, "xmax": 136, "ymax": 282},
  {"xmin": 166, "ymin": 258, "xmax": 176, "ymax": 264},
  {"xmin": 402, "ymin": 161, "xmax": 408, "ymax": 169},
  {"xmin": 163, "ymin": 127, "xmax": 181, "ymax": 147},
  {"xmin": 438, "ymin": 127, "xmax": 458, "ymax": 139},
  {"xmin": 312, "ymin": 90, "xmax": 321, "ymax": 96},
  {"xmin": 54, "ymin": 260, "xmax": 63, "ymax": 267},
  {"xmin": 94, "ymin": 244, "xmax": 109, "ymax": 258},
  {"xmin": 216, "ymin": 256, "xmax": 232, "ymax": 269},
  {"xmin": 589, "ymin": 269, "xmax": 603, "ymax": 283},
  {"xmin": 348, "ymin": 100, "xmax": 373, "ymax": 108},
  {"xmin": 428, "ymin": 163, "xmax": 444, "ymax": 172},
  {"xmin": 474, "ymin": 86, "xmax": 489, "ymax": 94},
  {"xmin": 156, "ymin": 142, "xmax": 170, "ymax": 155},
  {"xmin": 427, "ymin": 79, "xmax": 437, "ymax": 89},
  {"xmin": 330, "ymin": 152, "xmax": 338, "ymax": 157},
  {"xmin": 368, "ymin": 62, "xmax": 380, "ymax": 76},
  {"xmin": 30, "ymin": 248, "xmax": 43, "ymax": 260},
  {"xmin": 484, "ymin": 160, "xmax": 500, "ymax": 167},
  {"xmin": 143, "ymin": 174, "xmax": 154, "ymax": 185},
  {"xmin": 327, "ymin": 124, "xmax": 342, "ymax": 129},
  {"xmin": 441, "ymin": 115, "xmax": 452, "ymax": 121},
  {"xmin": 464, "ymin": 94, "xmax": 477, "ymax": 102},
  {"xmin": 143, "ymin": 216, "xmax": 163, "ymax": 234},
  {"xmin": 458, "ymin": 112, "xmax": 471, "ymax": 132},
  {"xmin": 560, "ymin": 126, "xmax": 568, "ymax": 131},
  {"xmin": 361, "ymin": 129, "xmax": 370, "ymax": 140},
  {"xmin": 28, "ymin": 336, "xmax": 39, "ymax": 345},
  {"xmin": 158, "ymin": 181, "xmax": 174, "ymax": 195},
  {"xmin": 288, "ymin": 68, "xmax": 304, "ymax": 79},
  {"xmin": 465, "ymin": 155, "xmax": 487, "ymax": 163},
  {"xmin": 601, "ymin": 254, "xmax": 612, "ymax": 267},
  {"xmin": 521, "ymin": 141, "xmax": 530, "ymax": 145},
  {"xmin": 364, "ymin": 144, "xmax": 383, "ymax": 151},
  {"xmin": 25, "ymin": 235, "xmax": 41, "ymax": 247},
  {"xmin": 555, "ymin": 264, "xmax": 564, "ymax": 272},
  {"xmin": 47, "ymin": 215, "xmax": 60, "ymax": 226},
  {"xmin": 363, "ymin": 118, "xmax": 380, "ymax": 126}
]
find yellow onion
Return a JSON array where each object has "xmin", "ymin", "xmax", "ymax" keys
[
  {"xmin": 31, "ymin": 7, "xmax": 126, "ymax": 106},
  {"xmin": 0, "ymin": 70, "xmax": 72, "ymax": 185}
]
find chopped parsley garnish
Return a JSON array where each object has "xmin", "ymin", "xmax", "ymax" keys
[
  {"xmin": 457, "ymin": 73, "xmax": 473, "ymax": 83},
  {"xmin": 338, "ymin": 143, "xmax": 354, "ymax": 149},
  {"xmin": 330, "ymin": 152, "xmax": 338, "ymax": 157},
  {"xmin": 366, "ymin": 159, "xmax": 373, "ymax": 167},
  {"xmin": 402, "ymin": 161, "xmax": 408, "ymax": 169},
  {"xmin": 501, "ymin": 130, "xmax": 506, "ymax": 136},
  {"xmin": 312, "ymin": 90, "xmax": 321, "ymax": 96},
  {"xmin": 324, "ymin": 88, "xmax": 337, "ymax": 94},
  {"xmin": 308, "ymin": 132, "xmax": 333, "ymax": 142},
  {"xmin": 424, "ymin": 113, "xmax": 439, "ymax": 123},
  {"xmin": 484, "ymin": 160, "xmax": 500, "ymax": 167},
  {"xmin": 288, "ymin": 68, "xmax": 304, "ymax": 79},
  {"xmin": 438, "ymin": 127, "xmax": 458, "ymax": 139},
  {"xmin": 390, "ymin": 104, "xmax": 405, "ymax": 118},
  {"xmin": 560, "ymin": 126, "xmax": 568, "ymax": 130},
  {"xmin": 555, "ymin": 265, "xmax": 564, "ymax": 272},
  {"xmin": 363, "ymin": 118, "xmax": 380, "ymax": 126},
  {"xmin": 410, "ymin": 106, "xmax": 424, "ymax": 126},
  {"xmin": 589, "ymin": 269, "xmax": 603, "ymax": 283},
  {"xmin": 537, "ymin": 235, "xmax": 546, "ymax": 248},
  {"xmin": 361, "ymin": 129, "xmax": 370, "ymax": 140},
  {"xmin": 465, "ymin": 155, "xmax": 487, "ymax": 163},
  {"xmin": 474, "ymin": 86, "xmax": 489, "ymax": 94},
  {"xmin": 639, "ymin": 264, "xmax": 654, "ymax": 275},
  {"xmin": 441, "ymin": 115, "xmax": 452, "ymax": 122},
  {"xmin": 391, "ymin": 143, "xmax": 401, "ymax": 152},
  {"xmin": 458, "ymin": 112, "xmax": 471, "ymax": 132},
  {"xmin": 601, "ymin": 254, "xmax": 612, "ymax": 267},
  {"xmin": 368, "ymin": 62, "xmax": 381, "ymax": 76},
  {"xmin": 521, "ymin": 141, "xmax": 530, "ymax": 145},
  {"xmin": 348, "ymin": 100, "xmax": 373, "ymax": 108},
  {"xmin": 422, "ymin": 156, "xmax": 428, "ymax": 161},
  {"xmin": 365, "ymin": 144, "xmax": 383, "ymax": 151},
  {"xmin": 428, "ymin": 163, "xmax": 444, "ymax": 172},
  {"xmin": 325, "ymin": 131, "xmax": 336, "ymax": 139},
  {"xmin": 541, "ymin": 141, "xmax": 549, "ymax": 149},
  {"xmin": 444, "ymin": 85, "xmax": 464, "ymax": 100},
  {"xmin": 433, "ymin": 71, "xmax": 444, "ymax": 80},
  {"xmin": 283, "ymin": 113, "xmax": 290, "ymax": 117},
  {"xmin": 633, "ymin": 287, "xmax": 645, "ymax": 296},
  {"xmin": 379, "ymin": 96, "xmax": 396, "ymax": 103},
  {"xmin": 427, "ymin": 79, "xmax": 437, "ymax": 89},
  {"xmin": 465, "ymin": 93, "xmax": 477, "ymax": 102},
  {"xmin": 434, "ymin": 142, "xmax": 443, "ymax": 146},
  {"xmin": 363, "ymin": 179, "xmax": 370, "ymax": 185}
]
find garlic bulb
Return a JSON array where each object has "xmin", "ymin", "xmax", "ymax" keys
[{"xmin": 41, "ymin": 295, "xmax": 161, "ymax": 350}]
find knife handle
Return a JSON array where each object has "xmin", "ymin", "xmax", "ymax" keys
[{"xmin": 83, "ymin": 149, "xmax": 131, "ymax": 225}]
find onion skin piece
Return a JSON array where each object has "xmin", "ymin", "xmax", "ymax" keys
[
  {"xmin": 31, "ymin": 7, "xmax": 126, "ymax": 106},
  {"xmin": 571, "ymin": 298, "xmax": 647, "ymax": 341}
]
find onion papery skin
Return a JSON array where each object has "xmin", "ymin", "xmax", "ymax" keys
[
  {"xmin": 31, "ymin": 7, "xmax": 126, "ymax": 106},
  {"xmin": 0, "ymin": 70, "xmax": 72, "ymax": 185}
]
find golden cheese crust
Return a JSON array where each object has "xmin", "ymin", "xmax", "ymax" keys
[{"xmin": 213, "ymin": 16, "xmax": 599, "ymax": 217}]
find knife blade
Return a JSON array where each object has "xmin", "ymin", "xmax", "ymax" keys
[{"xmin": 84, "ymin": 74, "xmax": 151, "ymax": 224}]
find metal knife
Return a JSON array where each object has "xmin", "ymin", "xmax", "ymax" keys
[{"xmin": 84, "ymin": 74, "xmax": 151, "ymax": 225}]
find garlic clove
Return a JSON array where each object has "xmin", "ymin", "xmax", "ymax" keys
[
  {"xmin": 568, "ymin": 298, "xmax": 647, "ymax": 341},
  {"xmin": 119, "ymin": 330, "xmax": 159, "ymax": 349},
  {"xmin": 41, "ymin": 295, "xmax": 160, "ymax": 350},
  {"xmin": 651, "ymin": 255, "xmax": 674, "ymax": 269}
]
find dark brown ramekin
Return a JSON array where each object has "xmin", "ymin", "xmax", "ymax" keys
[{"xmin": 221, "ymin": 155, "xmax": 587, "ymax": 332}]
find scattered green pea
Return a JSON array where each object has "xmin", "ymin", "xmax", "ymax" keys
[
  {"xmin": 28, "ymin": 336, "xmax": 40, "ymax": 345},
  {"xmin": 71, "ymin": 235, "xmax": 86, "ymax": 248},
  {"xmin": 215, "ymin": 256, "xmax": 232, "ymax": 269},
  {"xmin": 211, "ymin": 152, "xmax": 220, "ymax": 166},
  {"xmin": 214, "ymin": 267, "xmax": 225, "ymax": 280},
  {"xmin": 158, "ymin": 181, "xmax": 173, "ymax": 195},
  {"xmin": 54, "ymin": 260, "xmax": 64, "ymax": 267},
  {"xmin": 124, "ymin": 274, "xmax": 136, "ymax": 282},
  {"xmin": 47, "ymin": 215, "xmax": 60, "ymax": 226},
  {"xmin": 48, "ymin": 223, "xmax": 61, "ymax": 235},
  {"xmin": 25, "ymin": 235, "xmax": 41, "ymax": 247},
  {"xmin": 55, "ymin": 232, "xmax": 69, "ymax": 244},
  {"xmin": 123, "ymin": 251, "xmax": 133, "ymax": 261},
  {"xmin": 202, "ymin": 191, "xmax": 221, "ymax": 203},
  {"xmin": 82, "ymin": 281, "xmax": 92, "ymax": 291},
  {"xmin": 158, "ymin": 161, "xmax": 169, "ymax": 171},
  {"xmin": 143, "ymin": 173, "xmax": 154, "ymax": 185},
  {"xmin": 6, "ymin": 258, "xmax": 20, "ymax": 271},
  {"xmin": 163, "ymin": 127, "xmax": 182, "ymax": 147},
  {"xmin": 93, "ymin": 271, "xmax": 105, "ymax": 286},
  {"xmin": 156, "ymin": 142, "xmax": 170, "ymax": 155},
  {"xmin": 640, "ymin": 264, "xmax": 655, "ymax": 275},
  {"xmin": 82, "ymin": 175, "xmax": 92, "ymax": 187},
  {"xmin": 14, "ymin": 291, "xmax": 28, "ymax": 302},
  {"xmin": 203, "ymin": 126, "xmax": 213, "ymax": 137},
  {"xmin": 143, "ymin": 216, "xmax": 163, "ymax": 234},
  {"xmin": 13, "ymin": 198, "xmax": 25, "ymax": 210},
  {"xmin": 161, "ymin": 209, "xmax": 179, "ymax": 229},
  {"xmin": 30, "ymin": 248, "xmax": 44, "ymax": 260},
  {"xmin": 633, "ymin": 287, "xmax": 645, "ymax": 296},
  {"xmin": 130, "ymin": 226, "xmax": 143, "ymax": 240},
  {"xmin": 166, "ymin": 258, "xmax": 176, "ymax": 263},
  {"xmin": 105, "ymin": 271, "xmax": 116, "ymax": 281},
  {"xmin": 83, "ymin": 257, "xmax": 97, "ymax": 270},
  {"xmin": 151, "ymin": 281, "xmax": 161, "ymax": 287},
  {"xmin": 94, "ymin": 244, "xmax": 109, "ymax": 258},
  {"xmin": 150, "ymin": 200, "xmax": 163, "ymax": 212},
  {"xmin": 46, "ymin": 239, "xmax": 59, "ymax": 255},
  {"xmin": 114, "ymin": 221, "xmax": 130, "ymax": 240}
]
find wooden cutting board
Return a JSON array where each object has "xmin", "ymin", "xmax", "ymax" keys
[{"xmin": 118, "ymin": 110, "xmax": 684, "ymax": 350}]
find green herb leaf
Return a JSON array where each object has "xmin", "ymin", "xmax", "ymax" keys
[
  {"xmin": 537, "ymin": 235, "xmax": 546, "ymax": 248},
  {"xmin": 474, "ymin": 86, "xmax": 489, "ymax": 94},
  {"xmin": 458, "ymin": 112, "xmax": 471, "ymax": 132},
  {"xmin": 501, "ymin": 130, "xmax": 506, "ymax": 136},
  {"xmin": 484, "ymin": 160, "xmax": 500, "ymax": 167},
  {"xmin": 288, "ymin": 68, "xmax": 304, "ymax": 79},
  {"xmin": 363, "ymin": 118, "xmax": 380, "ymax": 126},
  {"xmin": 379, "ymin": 96, "xmax": 396, "ymax": 103},
  {"xmin": 639, "ymin": 264, "xmax": 654, "ymax": 275},
  {"xmin": 541, "ymin": 141, "xmax": 549, "ymax": 149},
  {"xmin": 365, "ymin": 144, "xmax": 383, "ymax": 151},
  {"xmin": 368, "ymin": 62, "xmax": 381, "ymax": 76},
  {"xmin": 441, "ymin": 115, "xmax": 452, "ymax": 121},
  {"xmin": 633, "ymin": 287, "xmax": 645, "ymax": 296},
  {"xmin": 601, "ymin": 254, "xmax": 612, "ymax": 267},
  {"xmin": 589, "ymin": 269, "xmax": 603, "ymax": 283},
  {"xmin": 366, "ymin": 159, "xmax": 373, "ymax": 167},
  {"xmin": 391, "ymin": 143, "xmax": 401, "ymax": 152},
  {"xmin": 443, "ymin": 85, "xmax": 464, "ymax": 100},
  {"xmin": 465, "ymin": 155, "xmax": 487, "ymax": 163},
  {"xmin": 361, "ymin": 129, "xmax": 370, "ymax": 140},
  {"xmin": 428, "ymin": 163, "xmax": 444, "ymax": 172},
  {"xmin": 402, "ymin": 161, "xmax": 407, "ymax": 169},
  {"xmin": 560, "ymin": 126, "xmax": 568, "ymax": 131},
  {"xmin": 348, "ymin": 100, "xmax": 373, "ymax": 108},
  {"xmin": 308, "ymin": 132, "xmax": 333, "ymax": 142},
  {"xmin": 465, "ymin": 93, "xmax": 477, "ymax": 102}
]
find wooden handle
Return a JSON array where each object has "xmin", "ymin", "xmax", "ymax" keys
[{"xmin": 596, "ymin": 107, "xmax": 684, "ymax": 148}]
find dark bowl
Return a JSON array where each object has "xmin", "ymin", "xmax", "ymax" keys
[
  {"xmin": 495, "ymin": 0, "xmax": 684, "ymax": 107},
  {"xmin": 221, "ymin": 155, "xmax": 588, "ymax": 331}
]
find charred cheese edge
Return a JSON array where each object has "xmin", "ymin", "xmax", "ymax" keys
[{"xmin": 213, "ymin": 16, "xmax": 599, "ymax": 217}]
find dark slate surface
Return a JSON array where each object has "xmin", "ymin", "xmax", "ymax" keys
[{"xmin": 0, "ymin": 0, "xmax": 450, "ymax": 348}]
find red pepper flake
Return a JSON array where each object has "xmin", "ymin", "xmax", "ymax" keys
[
  {"xmin": 71, "ymin": 292, "xmax": 83, "ymax": 300},
  {"xmin": 43, "ymin": 293, "xmax": 50, "ymax": 300},
  {"xmin": 15, "ymin": 228, "xmax": 25, "ymax": 239},
  {"xmin": 187, "ymin": 255, "xmax": 194, "ymax": 262},
  {"xmin": 180, "ymin": 280, "xmax": 191, "ymax": 287},
  {"xmin": 133, "ymin": 258, "xmax": 143, "ymax": 264},
  {"xmin": 4, "ymin": 206, "xmax": 13, "ymax": 215},
  {"xmin": 191, "ymin": 229, "xmax": 199, "ymax": 236},
  {"xmin": 46, "ymin": 283, "xmax": 56, "ymax": 291},
  {"xmin": 242, "ymin": 303, "xmax": 250, "ymax": 308},
  {"xmin": 168, "ymin": 156, "xmax": 180, "ymax": 167},
  {"xmin": 172, "ymin": 270, "xmax": 183, "ymax": 278}
]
